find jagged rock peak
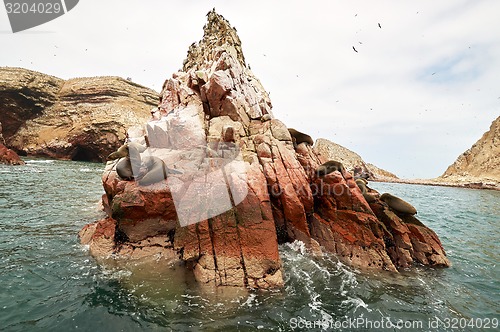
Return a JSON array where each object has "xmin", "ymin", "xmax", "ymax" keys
[{"xmin": 183, "ymin": 9, "xmax": 246, "ymax": 71}]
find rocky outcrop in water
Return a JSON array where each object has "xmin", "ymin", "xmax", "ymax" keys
[
  {"xmin": 0, "ymin": 121, "xmax": 24, "ymax": 165},
  {"xmin": 438, "ymin": 116, "xmax": 500, "ymax": 189},
  {"xmin": 314, "ymin": 138, "xmax": 398, "ymax": 181},
  {"xmin": 0, "ymin": 67, "xmax": 158, "ymax": 161},
  {"xmin": 80, "ymin": 10, "xmax": 450, "ymax": 289},
  {"xmin": 0, "ymin": 144, "xmax": 24, "ymax": 165}
]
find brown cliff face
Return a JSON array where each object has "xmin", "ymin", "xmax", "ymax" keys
[
  {"xmin": 314, "ymin": 138, "xmax": 398, "ymax": 180},
  {"xmin": 0, "ymin": 67, "xmax": 158, "ymax": 161},
  {"xmin": 80, "ymin": 10, "xmax": 449, "ymax": 289},
  {"xmin": 440, "ymin": 116, "xmax": 500, "ymax": 187},
  {"xmin": 0, "ymin": 68, "xmax": 63, "ymax": 140}
]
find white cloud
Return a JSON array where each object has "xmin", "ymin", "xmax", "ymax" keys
[{"xmin": 1, "ymin": 0, "xmax": 499, "ymax": 178}]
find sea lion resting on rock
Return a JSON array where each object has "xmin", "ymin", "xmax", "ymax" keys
[
  {"xmin": 354, "ymin": 177, "xmax": 368, "ymax": 185},
  {"xmin": 260, "ymin": 114, "xmax": 272, "ymax": 122},
  {"xmin": 113, "ymin": 157, "xmax": 134, "ymax": 180},
  {"xmin": 139, "ymin": 155, "xmax": 182, "ymax": 186},
  {"xmin": 288, "ymin": 128, "xmax": 314, "ymax": 147},
  {"xmin": 355, "ymin": 178, "xmax": 377, "ymax": 203},
  {"xmin": 380, "ymin": 193, "xmax": 417, "ymax": 215},
  {"xmin": 107, "ymin": 142, "xmax": 181, "ymax": 185},
  {"xmin": 107, "ymin": 142, "xmax": 146, "ymax": 180},
  {"xmin": 316, "ymin": 160, "xmax": 346, "ymax": 179}
]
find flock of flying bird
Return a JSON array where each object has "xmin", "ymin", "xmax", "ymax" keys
[{"xmin": 352, "ymin": 22, "xmax": 382, "ymax": 53}]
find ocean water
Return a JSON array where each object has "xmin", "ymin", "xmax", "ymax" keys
[{"xmin": 0, "ymin": 160, "xmax": 498, "ymax": 331}]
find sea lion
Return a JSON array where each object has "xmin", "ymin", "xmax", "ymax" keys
[
  {"xmin": 107, "ymin": 144, "xmax": 136, "ymax": 180},
  {"xmin": 113, "ymin": 157, "xmax": 134, "ymax": 180},
  {"xmin": 260, "ymin": 114, "xmax": 272, "ymax": 122},
  {"xmin": 316, "ymin": 160, "xmax": 346, "ymax": 178},
  {"xmin": 355, "ymin": 177, "xmax": 368, "ymax": 185},
  {"xmin": 108, "ymin": 141, "xmax": 146, "ymax": 156},
  {"xmin": 288, "ymin": 128, "xmax": 314, "ymax": 147},
  {"xmin": 108, "ymin": 141, "xmax": 182, "ymax": 185},
  {"xmin": 107, "ymin": 144, "xmax": 129, "ymax": 161},
  {"xmin": 107, "ymin": 142, "xmax": 147, "ymax": 181},
  {"xmin": 355, "ymin": 179, "xmax": 377, "ymax": 203},
  {"xmin": 380, "ymin": 193, "xmax": 417, "ymax": 215},
  {"xmin": 139, "ymin": 156, "xmax": 182, "ymax": 186}
]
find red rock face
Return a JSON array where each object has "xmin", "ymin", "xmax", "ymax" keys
[
  {"xmin": 369, "ymin": 202, "xmax": 450, "ymax": 268},
  {"xmin": 80, "ymin": 10, "xmax": 450, "ymax": 289},
  {"xmin": 0, "ymin": 143, "xmax": 25, "ymax": 165}
]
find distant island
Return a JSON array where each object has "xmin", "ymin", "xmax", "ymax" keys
[{"xmin": 380, "ymin": 116, "xmax": 499, "ymax": 191}]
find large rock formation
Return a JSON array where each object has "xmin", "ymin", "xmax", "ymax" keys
[
  {"xmin": 439, "ymin": 116, "xmax": 500, "ymax": 189},
  {"xmin": 80, "ymin": 10, "xmax": 449, "ymax": 289},
  {"xmin": 0, "ymin": 67, "xmax": 158, "ymax": 161},
  {"xmin": 314, "ymin": 138, "xmax": 398, "ymax": 180}
]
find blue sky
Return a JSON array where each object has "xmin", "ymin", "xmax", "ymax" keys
[{"xmin": 1, "ymin": 0, "xmax": 499, "ymax": 178}]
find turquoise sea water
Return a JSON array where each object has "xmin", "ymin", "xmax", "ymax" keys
[{"xmin": 0, "ymin": 160, "xmax": 498, "ymax": 331}]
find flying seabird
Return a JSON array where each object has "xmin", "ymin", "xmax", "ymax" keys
[
  {"xmin": 352, "ymin": 46, "xmax": 358, "ymax": 53},
  {"xmin": 378, "ymin": 23, "xmax": 382, "ymax": 28}
]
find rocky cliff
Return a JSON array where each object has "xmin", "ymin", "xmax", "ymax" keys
[
  {"xmin": 0, "ymin": 67, "xmax": 159, "ymax": 161},
  {"xmin": 439, "ymin": 116, "xmax": 500, "ymax": 188},
  {"xmin": 80, "ymin": 10, "xmax": 449, "ymax": 289},
  {"xmin": 314, "ymin": 138, "xmax": 398, "ymax": 180}
]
